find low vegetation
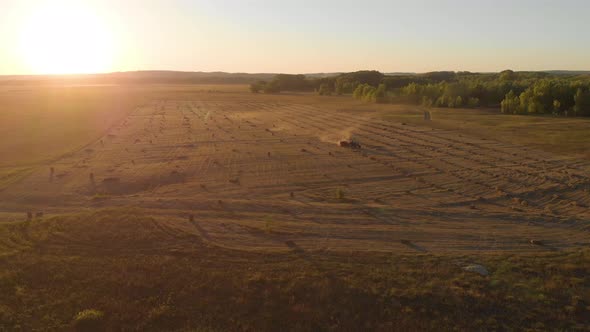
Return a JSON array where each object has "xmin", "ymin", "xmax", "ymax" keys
[
  {"xmin": 0, "ymin": 210, "xmax": 588, "ymax": 330},
  {"xmin": 72, "ymin": 309, "xmax": 105, "ymax": 331}
]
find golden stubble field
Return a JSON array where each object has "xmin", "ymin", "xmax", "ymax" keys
[
  {"xmin": 0, "ymin": 84, "xmax": 589, "ymax": 331},
  {"xmin": 1, "ymin": 84, "xmax": 589, "ymax": 254}
]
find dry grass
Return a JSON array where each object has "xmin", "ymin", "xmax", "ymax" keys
[
  {"xmin": 0, "ymin": 84, "xmax": 248, "ymax": 167},
  {"xmin": 376, "ymin": 105, "xmax": 590, "ymax": 159},
  {"xmin": 0, "ymin": 209, "xmax": 588, "ymax": 331}
]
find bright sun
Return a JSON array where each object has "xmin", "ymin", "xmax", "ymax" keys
[{"xmin": 19, "ymin": 2, "xmax": 114, "ymax": 75}]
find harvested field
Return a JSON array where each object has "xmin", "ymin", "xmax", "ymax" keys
[
  {"xmin": 0, "ymin": 86, "xmax": 589, "ymax": 331},
  {"xmin": 1, "ymin": 95, "xmax": 589, "ymax": 254}
]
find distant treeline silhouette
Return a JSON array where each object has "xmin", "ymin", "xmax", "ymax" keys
[{"xmin": 251, "ymin": 70, "xmax": 590, "ymax": 116}]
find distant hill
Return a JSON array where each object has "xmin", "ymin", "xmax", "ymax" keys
[
  {"xmin": 384, "ymin": 72, "xmax": 417, "ymax": 76},
  {"xmin": 2, "ymin": 70, "xmax": 589, "ymax": 86},
  {"xmin": 303, "ymin": 73, "xmax": 343, "ymax": 78},
  {"xmin": 543, "ymin": 70, "xmax": 590, "ymax": 76},
  {"xmin": 0, "ymin": 71, "xmax": 278, "ymax": 85},
  {"xmin": 0, "ymin": 70, "xmax": 417, "ymax": 85}
]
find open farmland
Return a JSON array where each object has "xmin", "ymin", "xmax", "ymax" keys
[
  {"xmin": 0, "ymin": 85, "xmax": 589, "ymax": 331},
  {"xmin": 2, "ymin": 91, "xmax": 590, "ymax": 252}
]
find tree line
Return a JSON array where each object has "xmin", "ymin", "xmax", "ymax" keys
[{"xmin": 251, "ymin": 70, "xmax": 590, "ymax": 116}]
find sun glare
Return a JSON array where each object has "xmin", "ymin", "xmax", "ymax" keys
[{"xmin": 19, "ymin": 2, "xmax": 114, "ymax": 75}]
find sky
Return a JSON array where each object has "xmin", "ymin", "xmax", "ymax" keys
[{"xmin": 1, "ymin": 0, "xmax": 589, "ymax": 75}]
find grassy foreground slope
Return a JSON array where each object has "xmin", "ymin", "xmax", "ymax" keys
[{"xmin": 0, "ymin": 209, "xmax": 589, "ymax": 331}]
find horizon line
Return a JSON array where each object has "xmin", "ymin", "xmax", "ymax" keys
[{"xmin": 2, "ymin": 68, "xmax": 590, "ymax": 79}]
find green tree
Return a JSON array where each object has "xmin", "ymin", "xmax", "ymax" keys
[
  {"xmin": 421, "ymin": 96, "xmax": 433, "ymax": 107},
  {"xmin": 447, "ymin": 98, "xmax": 455, "ymax": 108},
  {"xmin": 335, "ymin": 79, "xmax": 344, "ymax": 95},
  {"xmin": 467, "ymin": 97, "xmax": 479, "ymax": 108},
  {"xmin": 336, "ymin": 70, "xmax": 384, "ymax": 86},
  {"xmin": 574, "ymin": 88, "xmax": 590, "ymax": 116},
  {"xmin": 499, "ymin": 69, "xmax": 516, "ymax": 81},
  {"xmin": 552, "ymin": 99, "xmax": 561, "ymax": 114},
  {"xmin": 435, "ymin": 95, "xmax": 447, "ymax": 108},
  {"xmin": 375, "ymin": 84, "xmax": 387, "ymax": 103},
  {"xmin": 249, "ymin": 81, "xmax": 266, "ymax": 93},
  {"xmin": 353, "ymin": 84, "xmax": 366, "ymax": 99},
  {"xmin": 263, "ymin": 80, "xmax": 281, "ymax": 94},
  {"xmin": 318, "ymin": 83, "xmax": 332, "ymax": 96},
  {"xmin": 501, "ymin": 90, "xmax": 520, "ymax": 114},
  {"xmin": 362, "ymin": 85, "xmax": 377, "ymax": 102},
  {"xmin": 271, "ymin": 74, "xmax": 309, "ymax": 91}
]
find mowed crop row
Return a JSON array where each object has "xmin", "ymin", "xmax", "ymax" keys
[{"xmin": 1, "ymin": 98, "xmax": 589, "ymax": 254}]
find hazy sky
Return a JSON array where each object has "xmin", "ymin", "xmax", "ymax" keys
[{"xmin": 1, "ymin": 0, "xmax": 589, "ymax": 74}]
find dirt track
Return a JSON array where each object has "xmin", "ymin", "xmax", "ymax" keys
[{"xmin": 1, "ymin": 98, "xmax": 589, "ymax": 254}]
